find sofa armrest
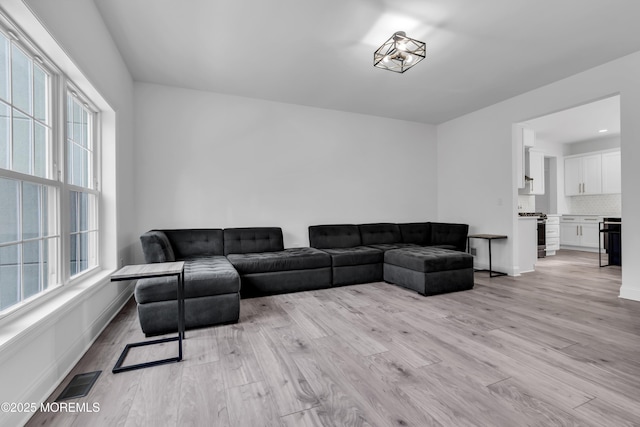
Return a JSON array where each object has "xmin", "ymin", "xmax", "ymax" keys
[
  {"xmin": 430, "ymin": 223, "xmax": 469, "ymax": 252},
  {"xmin": 140, "ymin": 230, "xmax": 176, "ymax": 263}
]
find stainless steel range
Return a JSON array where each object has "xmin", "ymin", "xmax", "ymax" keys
[{"xmin": 518, "ymin": 212, "xmax": 547, "ymax": 258}]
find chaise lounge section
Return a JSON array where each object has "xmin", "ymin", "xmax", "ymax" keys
[
  {"xmin": 137, "ymin": 229, "xmax": 240, "ymax": 336},
  {"xmin": 383, "ymin": 246, "xmax": 474, "ymax": 296}
]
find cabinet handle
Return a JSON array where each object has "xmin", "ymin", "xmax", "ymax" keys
[
  {"xmin": 580, "ymin": 225, "xmax": 583, "ymax": 236},
  {"xmin": 576, "ymin": 226, "xmax": 579, "ymax": 236}
]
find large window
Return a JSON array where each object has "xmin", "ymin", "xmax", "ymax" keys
[{"xmin": 0, "ymin": 22, "xmax": 99, "ymax": 314}]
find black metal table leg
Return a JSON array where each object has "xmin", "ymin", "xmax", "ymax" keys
[{"xmin": 111, "ymin": 262, "xmax": 185, "ymax": 373}]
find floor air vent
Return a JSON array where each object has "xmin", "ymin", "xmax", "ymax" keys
[{"xmin": 56, "ymin": 371, "xmax": 101, "ymax": 401}]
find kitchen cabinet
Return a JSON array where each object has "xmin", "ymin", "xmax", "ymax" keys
[
  {"xmin": 545, "ymin": 215, "xmax": 560, "ymax": 256},
  {"xmin": 565, "ymin": 154, "xmax": 602, "ymax": 196},
  {"xmin": 560, "ymin": 216, "xmax": 602, "ymax": 250},
  {"xmin": 524, "ymin": 149, "xmax": 545, "ymax": 195},
  {"xmin": 601, "ymin": 151, "xmax": 621, "ymax": 194},
  {"xmin": 516, "ymin": 126, "xmax": 535, "ymax": 189},
  {"xmin": 518, "ymin": 217, "xmax": 537, "ymax": 273}
]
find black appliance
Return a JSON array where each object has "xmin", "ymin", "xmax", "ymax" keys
[
  {"xmin": 518, "ymin": 212, "xmax": 547, "ymax": 258},
  {"xmin": 603, "ymin": 217, "xmax": 621, "ymax": 266},
  {"xmin": 536, "ymin": 216, "xmax": 546, "ymax": 258}
]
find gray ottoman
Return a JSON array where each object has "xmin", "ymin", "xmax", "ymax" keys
[{"xmin": 384, "ymin": 247, "xmax": 474, "ymax": 296}]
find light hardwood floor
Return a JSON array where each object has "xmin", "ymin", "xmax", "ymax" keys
[{"xmin": 27, "ymin": 250, "xmax": 640, "ymax": 426}]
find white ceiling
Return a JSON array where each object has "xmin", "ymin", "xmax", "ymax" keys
[
  {"xmin": 522, "ymin": 96, "xmax": 620, "ymax": 145},
  {"xmin": 93, "ymin": 0, "xmax": 640, "ymax": 124}
]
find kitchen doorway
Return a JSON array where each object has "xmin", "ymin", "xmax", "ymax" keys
[{"xmin": 516, "ymin": 95, "xmax": 621, "ymax": 271}]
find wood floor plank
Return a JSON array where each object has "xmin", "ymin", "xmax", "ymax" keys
[
  {"xmin": 313, "ymin": 335, "xmax": 444, "ymax": 427},
  {"xmin": 574, "ymin": 396, "xmax": 640, "ymax": 427},
  {"xmin": 177, "ymin": 361, "xmax": 229, "ymax": 426},
  {"xmin": 215, "ymin": 324, "xmax": 263, "ymax": 388},
  {"xmin": 226, "ymin": 381, "xmax": 282, "ymax": 427},
  {"xmin": 123, "ymin": 362, "xmax": 182, "ymax": 426},
  {"xmin": 247, "ymin": 328, "xmax": 320, "ymax": 416},
  {"xmin": 486, "ymin": 378, "xmax": 597, "ymax": 427},
  {"xmin": 26, "ymin": 250, "xmax": 640, "ymax": 427}
]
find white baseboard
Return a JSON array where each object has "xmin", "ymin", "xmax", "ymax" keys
[{"xmin": 619, "ymin": 285, "xmax": 640, "ymax": 302}]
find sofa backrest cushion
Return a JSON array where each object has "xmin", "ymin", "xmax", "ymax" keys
[
  {"xmin": 359, "ymin": 223, "xmax": 402, "ymax": 245},
  {"xmin": 163, "ymin": 229, "xmax": 224, "ymax": 258},
  {"xmin": 309, "ymin": 224, "xmax": 362, "ymax": 249},
  {"xmin": 399, "ymin": 222, "xmax": 432, "ymax": 245},
  {"xmin": 431, "ymin": 222, "xmax": 469, "ymax": 252},
  {"xmin": 140, "ymin": 230, "xmax": 176, "ymax": 263},
  {"xmin": 224, "ymin": 227, "xmax": 285, "ymax": 255}
]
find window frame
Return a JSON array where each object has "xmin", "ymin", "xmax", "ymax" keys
[
  {"xmin": 63, "ymin": 85, "xmax": 100, "ymax": 283},
  {"xmin": 0, "ymin": 15, "xmax": 102, "ymax": 318}
]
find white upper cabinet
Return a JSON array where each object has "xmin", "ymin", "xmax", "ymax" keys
[
  {"xmin": 525, "ymin": 149, "xmax": 545, "ymax": 195},
  {"xmin": 564, "ymin": 156, "xmax": 582, "ymax": 196},
  {"xmin": 601, "ymin": 151, "xmax": 622, "ymax": 194},
  {"xmin": 564, "ymin": 153, "xmax": 603, "ymax": 195},
  {"xmin": 516, "ymin": 125, "xmax": 535, "ymax": 189},
  {"xmin": 582, "ymin": 154, "xmax": 603, "ymax": 195}
]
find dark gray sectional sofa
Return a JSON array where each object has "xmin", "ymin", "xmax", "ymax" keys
[{"xmin": 136, "ymin": 222, "xmax": 472, "ymax": 336}]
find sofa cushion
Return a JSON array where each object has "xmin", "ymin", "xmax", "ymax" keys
[
  {"xmin": 431, "ymin": 222, "xmax": 469, "ymax": 252},
  {"xmin": 359, "ymin": 223, "xmax": 402, "ymax": 245},
  {"xmin": 309, "ymin": 224, "xmax": 361, "ymax": 249},
  {"xmin": 321, "ymin": 246, "xmax": 383, "ymax": 267},
  {"xmin": 224, "ymin": 227, "xmax": 284, "ymax": 255},
  {"xmin": 140, "ymin": 230, "xmax": 176, "ymax": 263},
  {"xmin": 227, "ymin": 247, "xmax": 331, "ymax": 274},
  {"xmin": 367, "ymin": 243, "xmax": 419, "ymax": 252},
  {"xmin": 399, "ymin": 222, "xmax": 431, "ymax": 245},
  {"xmin": 164, "ymin": 229, "xmax": 224, "ymax": 258},
  {"xmin": 385, "ymin": 247, "xmax": 473, "ymax": 273},
  {"xmin": 135, "ymin": 256, "xmax": 240, "ymax": 304}
]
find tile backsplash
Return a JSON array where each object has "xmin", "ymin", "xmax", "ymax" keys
[
  {"xmin": 567, "ymin": 194, "xmax": 621, "ymax": 216},
  {"xmin": 517, "ymin": 195, "xmax": 536, "ymax": 212}
]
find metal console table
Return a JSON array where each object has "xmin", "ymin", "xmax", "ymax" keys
[
  {"xmin": 110, "ymin": 261, "xmax": 185, "ymax": 373},
  {"xmin": 467, "ymin": 234, "xmax": 508, "ymax": 277}
]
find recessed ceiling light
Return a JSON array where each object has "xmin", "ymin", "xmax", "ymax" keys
[{"xmin": 599, "ymin": 129, "xmax": 608, "ymax": 133}]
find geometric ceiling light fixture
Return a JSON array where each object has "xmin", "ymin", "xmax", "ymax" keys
[{"xmin": 373, "ymin": 31, "xmax": 426, "ymax": 73}]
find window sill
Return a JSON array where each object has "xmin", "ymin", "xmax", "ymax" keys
[{"xmin": 0, "ymin": 268, "xmax": 119, "ymax": 351}]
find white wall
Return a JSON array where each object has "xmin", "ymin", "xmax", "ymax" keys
[
  {"xmin": 134, "ymin": 83, "xmax": 438, "ymax": 254},
  {"xmin": 564, "ymin": 135, "xmax": 620, "ymax": 155},
  {"xmin": 437, "ymin": 50, "xmax": 640, "ymax": 301},
  {"xmin": 534, "ymin": 139, "xmax": 566, "ymax": 214},
  {"xmin": 0, "ymin": 2, "xmax": 135, "ymax": 426}
]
